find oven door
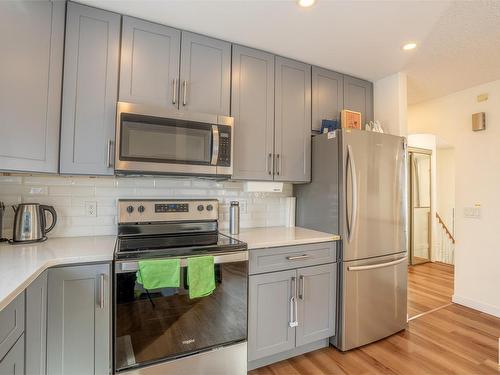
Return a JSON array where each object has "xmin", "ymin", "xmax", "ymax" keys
[
  {"xmin": 115, "ymin": 102, "xmax": 233, "ymax": 176},
  {"xmin": 114, "ymin": 251, "xmax": 248, "ymax": 372}
]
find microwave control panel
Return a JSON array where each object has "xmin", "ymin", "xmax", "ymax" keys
[{"xmin": 218, "ymin": 126, "xmax": 231, "ymax": 167}]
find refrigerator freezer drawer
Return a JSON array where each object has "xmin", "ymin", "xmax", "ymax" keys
[{"xmin": 337, "ymin": 253, "xmax": 407, "ymax": 351}]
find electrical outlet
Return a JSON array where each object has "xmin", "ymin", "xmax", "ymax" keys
[{"xmin": 85, "ymin": 201, "xmax": 97, "ymax": 217}]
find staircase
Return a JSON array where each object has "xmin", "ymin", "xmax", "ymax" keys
[{"xmin": 435, "ymin": 212, "xmax": 455, "ymax": 264}]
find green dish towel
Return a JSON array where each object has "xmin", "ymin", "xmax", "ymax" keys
[
  {"xmin": 187, "ymin": 256, "xmax": 216, "ymax": 299},
  {"xmin": 136, "ymin": 259, "xmax": 180, "ymax": 289}
]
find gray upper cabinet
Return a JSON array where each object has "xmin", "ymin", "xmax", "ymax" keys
[
  {"xmin": 120, "ymin": 16, "xmax": 181, "ymax": 110},
  {"xmin": 47, "ymin": 264, "xmax": 111, "ymax": 375},
  {"xmin": 296, "ymin": 263, "xmax": 336, "ymax": 347},
  {"xmin": 343, "ymin": 75, "xmax": 374, "ymax": 126},
  {"xmin": 179, "ymin": 32, "xmax": 231, "ymax": 115},
  {"xmin": 312, "ymin": 67, "xmax": 344, "ymax": 132},
  {"xmin": 231, "ymin": 46, "xmax": 275, "ymax": 180},
  {"xmin": 274, "ymin": 57, "xmax": 311, "ymax": 183},
  {"xmin": 248, "ymin": 269, "xmax": 296, "ymax": 361},
  {"xmin": 26, "ymin": 271, "xmax": 48, "ymax": 375},
  {"xmin": 0, "ymin": 0, "xmax": 64, "ymax": 173},
  {"xmin": 0, "ymin": 335, "xmax": 24, "ymax": 375},
  {"xmin": 60, "ymin": 3, "xmax": 121, "ymax": 175}
]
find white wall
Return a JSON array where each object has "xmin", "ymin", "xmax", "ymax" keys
[
  {"xmin": 0, "ymin": 175, "xmax": 293, "ymax": 238},
  {"xmin": 408, "ymin": 78, "xmax": 500, "ymax": 317},
  {"xmin": 436, "ymin": 148, "xmax": 455, "ymax": 231},
  {"xmin": 374, "ymin": 72, "xmax": 408, "ymax": 136}
]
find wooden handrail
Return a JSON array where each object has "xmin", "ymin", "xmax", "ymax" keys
[{"xmin": 435, "ymin": 212, "xmax": 455, "ymax": 244}]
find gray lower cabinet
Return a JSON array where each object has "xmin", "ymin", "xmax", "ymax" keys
[
  {"xmin": 248, "ymin": 247, "xmax": 337, "ymax": 367},
  {"xmin": 231, "ymin": 45, "xmax": 275, "ymax": 180},
  {"xmin": 120, "ymin": 16, "xmax": 181, "ymax": 110},
  {"xmin": 0, "ymin": 0, "xmax": 64, "ymax": 173},
  {"xmin": 60, "ymin": 2, "xmax": 121, "ymax": 175},
  {"xmin": 248, "ymin": 269, "xmax": 296, "ymax": 361},
  {"xmin": 274, "ymin": 57, "xmax": 312, "ymax": 183},
  {"xmin": 296, "ymin": 263, "xmax": 336, "ymax": 346},
  {"xmin": 0, "ymin": 335, "xmax": 24, "ymax": 375},
  {"xmin": 26, "ymin": 271, "xmax": 48, "ymax": 375},
  {"xmin": 180, "ymin": 31, "xmax": 231, "ymax": 116},
  {"xmin": 343, "ymin": 75, "xmax": 374, "ymax": 126},
  {"xmin": 47, "ymin": 264, "xmax": 111, "ymax": 375},
  {"xmin": 0, "ymin": 293, "xmax": 24, "ymax": 362},
  {"xmin": 311, "ymin": 66, "xmax": 344, "ymax": 132}
]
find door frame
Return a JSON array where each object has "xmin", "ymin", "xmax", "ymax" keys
[{"xmin": 408, "ymin": 147, "xmax": 433, "ymax": 266}]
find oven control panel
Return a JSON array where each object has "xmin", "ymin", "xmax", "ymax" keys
[{"xmin": 118, "ymin": 199, "xmax": 219, "ymax": 223}]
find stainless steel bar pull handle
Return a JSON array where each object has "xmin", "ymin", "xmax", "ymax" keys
[
  {"xmin": 276, "ymin": 154, "xmax": 280, "ymax": 175},
  {"xmin": 99, "ymin": 273, "xmax": 105, "ymax": 309},
  {"xmin": 172, "ymin": 78, "xmax": 178, "ymax": 105},
  {"xmin": 267, "ymin": 153, "xmax": 272, "ymax": 175},
  {"xmin": 182, "ymin": 80, "xmax": 187, "ymax": 106},
  {"xmin": 107, "ymin": 140, "xmax": 113, "ymax": 168},
  {"xmin": 346, "ymin": 145, "xmax": 357, "ymax": 242},
  {"xmin": 298, "ymin": 275, "xmax": 305, "ymax": 300},
  {"xmin": 289, "ymin": 276, "xmax": 298, "ymax": 328},
  {"xmin": 286, "ymin": 254, "xmax": 310, "ymax": 261},
  {"xmin": 348, "ymin": 256, "xmax": 408, "ymax": 272}
]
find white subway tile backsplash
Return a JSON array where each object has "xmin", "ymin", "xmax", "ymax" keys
[{"xmin": 0, "ymin": 175, "xmax": 293, "ymax": 238}]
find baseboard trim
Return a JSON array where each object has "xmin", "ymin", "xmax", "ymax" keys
[{"xmin": 452, "ymin": 294, "xmax": 500, "ymax": 318}]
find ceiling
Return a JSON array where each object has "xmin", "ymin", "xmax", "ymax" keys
[{"xmin": 79, "ymin": 0, "xmax": 500, "ymax": 104}]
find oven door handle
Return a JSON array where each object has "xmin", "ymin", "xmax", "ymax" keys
[
  {"xmin": 211, "ymin": 125, "xmax": 220, "ymax": 166},
  {"xmin": 115, "ymin": 251, "xmax": 248, "ymax": 273}
]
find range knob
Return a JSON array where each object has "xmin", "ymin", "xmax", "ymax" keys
[
  {"xmin": 126, "ymin": 205, "xmax": 134, "ymax": 214},
  {"xmin": 138, "ymin": 205, "xmax": 145, "ymax": 213},
  {"xmin": 197, "ymin": 205, "xmax": 204, "ymax": 211},
  {"xmin": 206, "ymin": 204, "xmax": 213, "ymax": 211}
]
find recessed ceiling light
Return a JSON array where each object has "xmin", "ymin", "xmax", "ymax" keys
[
  {"xmin": 402, "ymin": 42, "xmax": 417, "ymax": 51},
  {"xmin": 298, "ymin": 0, "xmax": 316, "ymax": 8}
]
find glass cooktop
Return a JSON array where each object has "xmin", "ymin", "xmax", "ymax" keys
[{"xmin": 115, "ymin": 232, "xmax": 246, "ymax": 260}]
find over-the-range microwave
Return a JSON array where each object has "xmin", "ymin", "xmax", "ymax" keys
[{"xmin": 115, "ymin": 102, "xmax": 233, "ymax": 177}]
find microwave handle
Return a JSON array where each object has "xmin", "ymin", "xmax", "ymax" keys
[{"xmin": 211, "ymin": 125, "xmax": 219, "ymax": 165}]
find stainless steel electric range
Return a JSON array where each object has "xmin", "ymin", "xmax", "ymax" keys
[{"xmin": 113, "ymin": 199, "xmax": 248, "ymax": 374}]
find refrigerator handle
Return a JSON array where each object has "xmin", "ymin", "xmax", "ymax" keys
[
  {"xmin": 347, "ymin": 256, "xmax": 408, "ymax": 271},
  {"xmin": 347, "ymin": 145, "xmax": 358, "ymax": 242}
]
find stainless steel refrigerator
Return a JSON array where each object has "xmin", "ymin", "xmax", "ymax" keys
[{"xmin": 295, "ymin": 129, "xmax": 408, "ymax": 351}]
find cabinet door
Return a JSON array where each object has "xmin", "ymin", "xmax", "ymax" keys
[
  {"xmin": 231, "ymin": 45, "xmax": 274, "ymax": 180},
  {"xmin": 60, "ymin": 3, "xmax": 121, "ymax": 175},
  {"xmin": 343, "ymin": 75, "xmax": 374, "ymax": 126},
  {"xmin": 312, "ymin": 67, "xmax": 343, "ymax": 132},
  {"xmin": 296, "ymin": 263, "xmax": 336, "ymax": 347},
  {"xmin": 120, "ymin": 16, "xmax": 180, "ymax": 109},
  {"xmin": 26, "ymin": 271, "xmax": 48, "ymax": 375},
  {"xmin": 179, "ymin": 32, "xmax": 231, "ymax": 115},
  {"xmin": 274, "ymin": 57, "xmax": 311, "ymax": 183},
  {"xmin": 0, "ymin": 293, "xmax": 24, "ymax": 361},
  {"xmin": 248, "ymin": 269, "xmax": 296, "ymax": 361},
  {"xmin": 0, "ymin": 335, "xmax": 24, "ymax": 375},
  {"xmin": 47, "ymin": 264, "xmax": 111, "ymax": 375},
  {"xmin": 0, "ymin": 0, "xmax": 64, "ymax": 173}
]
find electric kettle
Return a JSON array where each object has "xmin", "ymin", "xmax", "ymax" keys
[{"xmin": 12, "ymin": 203, "xmax": 57, "ymax": 243}]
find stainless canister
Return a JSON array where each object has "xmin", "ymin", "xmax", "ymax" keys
[{"xmin": 229, "ymin": 201, "xmax": 240, "ymax": 235}]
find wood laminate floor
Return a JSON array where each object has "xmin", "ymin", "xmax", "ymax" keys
[
  {"xmin": 408, "ymin": 262, "xmax": 454, "ymax": 318},
  {"xmin": 250, "ymin": 262, "xmax": 500, "ymax": 375}
]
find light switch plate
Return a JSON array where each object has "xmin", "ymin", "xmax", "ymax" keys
[{"xmin": 85, "ymin": 201, "xmax": 97, "ymax": 217}]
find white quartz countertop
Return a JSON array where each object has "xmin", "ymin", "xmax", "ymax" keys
[
  {"xmin": 0, "ymin": 236, "xmax": 115, "ymax": 311},
  {"xmin": 221, "ymin": 226, "xmax": 340, "ymax": 250}
]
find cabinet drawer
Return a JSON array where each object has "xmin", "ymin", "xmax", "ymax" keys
[
  {"xmin": 249, "ymin": 242, "xmax": 336, "ymax": 275},
  {"xmin": 0, "ymin": 292, "xmax": 25, "ymax": 361}
]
